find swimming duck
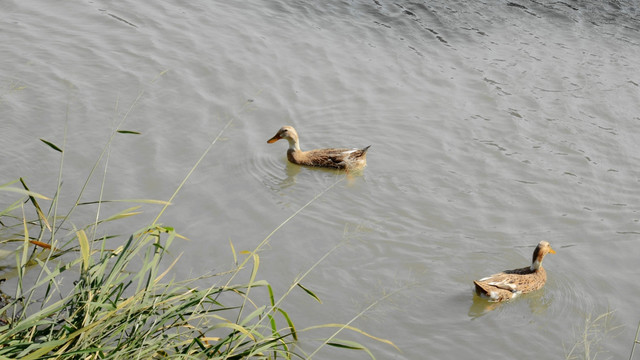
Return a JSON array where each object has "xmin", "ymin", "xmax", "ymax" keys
[
  {"xmin": 267, "ymin": 126, "xmax": 370, "ymax": 170},
  {"xmin": 473, "ymin": 241, "xmax": 556, "ymax": 302}
]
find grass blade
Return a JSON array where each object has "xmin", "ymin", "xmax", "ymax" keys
[
  {"xmin": 40, "ymin": 138, "xmax": 63, "ymax": 152},
  {"xmin": 76, "ymin": 230, "xmax": 90, "ymax": 271},
  {"xmin": 101, "ymin": 206, "xmax": 143, "ymax": 223},
  {"xmin": 20, "ymin": 178, "xmax": 52, "ymax": 232},
  {"xmin": 78, "ymin": 199, "xmax": 171, "ymax": 206},
  {"xmin": 297, "ymin": 283, "xmax": 322, "ymax": 304},
  {"xmin": 629, "ymin": 320, "xmax": 640, "ymax": 360},
  {"xmin": 0, "ymin": 187, "xmax": 51, "ymax": 200},
  {"xmin": 327, "ymin": 339, "xmax": 366, "ymax": 350},
  {"xmin": 29, "ymin": 240, "xmax": 52, "ymax": 250}
]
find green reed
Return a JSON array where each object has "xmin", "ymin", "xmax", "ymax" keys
[
  {"xmin": 564, "ymin": 309, "xmax": 623, "ymax": 360},
  {"xmin": 0, "ymin": 91, "xmax": 395, "ymax": 359}
]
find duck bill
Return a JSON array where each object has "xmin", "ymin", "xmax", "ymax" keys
[
  {"xmin": 267, "ymin": 135, "xmax": 281, "ymax": 143},
  {"xmin": 549, "ymin": 247, "xmax": 556, "ymax": 254}
]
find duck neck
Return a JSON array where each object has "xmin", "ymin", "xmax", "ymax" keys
[
  {"xmin": 530, "ymin": 260, "xmax": 542, "ymax": 271},
  {"xmin": 286, "ymin": 138, "xmax": 301, "ymax": 152},
  {"xmin": 530, "ymin": 246, "xmax": 543, "ymax": 271}
]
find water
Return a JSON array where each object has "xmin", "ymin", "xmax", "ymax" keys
[{"xmin": 2, "ymin": 0, "xmax": 640, "ymax": 358}]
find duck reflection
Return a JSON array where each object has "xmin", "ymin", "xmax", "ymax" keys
[
  {"xmin": 276, "ymin": 161, "xmax": 302, "ymax": 189},
  {"xmin": 468, "ymin": 290, "xmax": 553, "ymax": 318},
  {"xmin": 275, "ymin": 161, "xmax": 364, "ymax": 189}
]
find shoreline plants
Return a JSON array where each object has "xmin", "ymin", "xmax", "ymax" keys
[{"xmin": 0, "ymin": 94, "xmax": 396, "ymax": 359}]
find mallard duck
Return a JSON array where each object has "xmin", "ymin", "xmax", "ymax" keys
[
  {"xmin": 473, "ymin": 241, "xmax": 556, "ymax": 302},
  {"xmin": 267, "ymin": 126, "xmax": 370, "ymax": 170}
]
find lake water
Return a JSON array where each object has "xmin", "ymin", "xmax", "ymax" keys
[{"xmin": 2, "ymin": 0, "xmax": 640, "ymax": 358}]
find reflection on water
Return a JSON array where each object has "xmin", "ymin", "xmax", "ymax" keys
[
  {"xmin": 469, "ymin": 290, "xmax": 554, "ymax": 318},
  {"xmin": 269, "ymin": 157, "xmax": 366, "ymax": 190},
  {"xmin": 280, "ymin": 161, "xmax": 302, "ymax": 188},
  {"xmin": 469, "ymin": 293, "xmax": 504, "ymax": 317}
]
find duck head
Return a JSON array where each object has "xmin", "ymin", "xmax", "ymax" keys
[
  {"xmin": 530, "ymin": 240, "xmax": 556, "ymax": 271},
  {"xmin": 267, "ymin": 126, "xmax": 301, "ymax": 151}
]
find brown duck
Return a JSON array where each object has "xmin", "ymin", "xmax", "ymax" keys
[
  {"xmin": 474, "ymin": 241, "xmax": 556, "ymax": 302},
  {"xmin": 267, "ymin": 126, "xmax": 370, "ymax": 170}
]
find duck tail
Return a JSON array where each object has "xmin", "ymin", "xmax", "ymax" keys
[
  {"xmin": 361, "ymin": 145, "xmax": 371, "ymax": 154},
  {"xmin": 473, "ymin": 281, "xmax": 489, "ymax": 296}
]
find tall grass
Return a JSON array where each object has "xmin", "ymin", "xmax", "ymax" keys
[
  {"xmin": 0, "ymin": 90, "xmax": 395, "ymax": 359},
  {"xmin": 630, "ymin": 321, "xmax": 640, "ymax": 360},
  {"xmin": 564, "ymin": 310, "xmax": 622, "ymax": 360}
]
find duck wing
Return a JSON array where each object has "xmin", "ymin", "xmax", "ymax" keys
[
  {"xmin": 302, "ymin": 148, "xmax": 365, "ymax": 169},
  {"xmin": 474, "ymin": 266, "xmax": 546, "ymax": 302}
]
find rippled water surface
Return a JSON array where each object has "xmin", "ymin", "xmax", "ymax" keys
[{"xmin": 2, "ymin": 0, "xmax": 640, "ymax": 358}]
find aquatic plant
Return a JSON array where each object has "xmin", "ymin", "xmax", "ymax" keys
[
  {"xmin": 0, "ymin": 93, "xmax": 395, "ymax": 359},
  {"xmin": 563, "ymin": 309, "xmax": 622, "ymax": 360}
]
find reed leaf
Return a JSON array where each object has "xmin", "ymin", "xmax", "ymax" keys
[
  {"xmin": 275, "ymin": 307, "xmax": 297, "ymax": 341},
  {"xmin": 630, "ymin": 320, "xmax": 640, "ymax": 360},
  {"xmin": 327, "ymin": 339, "xmax": 376, "ymax": 359},
  {"xmin": 20, "ymin": 177, "xmax": 52, "ymax": 232},
  {"xmin": 0, "ymin": 186, "xmax": 51, "ymax": 200},
  {"xmin": 327, "ymin": 339, "xmax": 367, "ymax": 350},
  {"xmin": 210, "ymin": 322, "xmax": 256, "ymax": 341},
  {"xmin": 154, "ymin": 253, "xmax": 182, "ymax": 285},
  {"xmin": 0, "ymin": 198, "xmax": 23, "ymax": 217},
  {"xmin": 29, "ymin": 240, "xmax": 52, "ymax": 250},
  {"xmin": 39, "ymin": 138, "xmax": 63, "ymax": 152},
  {"xmin": 101, "ymin": 206, "xmax": 143, "ymax": 223},
  {"xmin": 76, "ymin": 229, "xmax": 90, "ymax": 271},
  {"xmin": 240, "ymin": 305, "xmax": 267, "ymax": 327},
  {"xmin": 304, "ymin": 323, "xmax": 399, "ymax": 351},
  {"xmin": 229, "ymin": 238, "xmax": 238, "ymax": 265},
  {"xmin": 297, "ymin": 283, "xmax": 322, "ymax": 304},
  {"xmin": 0, "ymin": 178, "xmax": 20, "ymax": 187},
  {"xmin": 78, "ymin": 198, "xmax": 170, "ymax": 206}
]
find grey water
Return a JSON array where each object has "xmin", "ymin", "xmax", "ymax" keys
[{"xmin": 2, "ymin": 0, "xmax": 640, "ymax": 358}]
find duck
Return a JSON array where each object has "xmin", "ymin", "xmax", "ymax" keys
[
  {"xmin": 267, "ymin": 126, "xmax": 370, "ymax": 170},
  {"xmin": 473, "ymin": 241, "xmax": 556, "ymax": 302}
]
